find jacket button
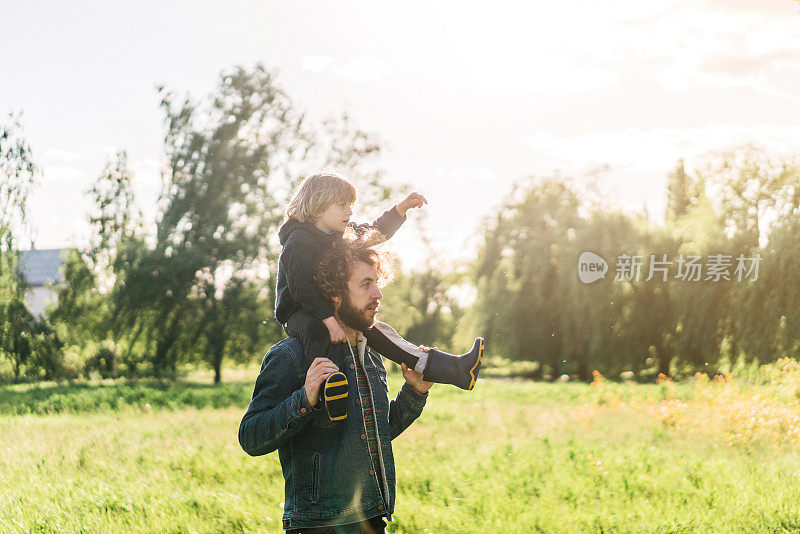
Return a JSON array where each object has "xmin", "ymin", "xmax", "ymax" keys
[
  {"xmin": 301, "ymin": 408, "xmax": 306, "ymax": 414},
  {"xmin": 350, "ymin": 364, "xmax": 355, "ymax": 369},
  {"xmin": 361, "ymin": 434, "xmax": 366, "ymax": 440},
  {"xmin": 378, "ymin": 505, "xmax": 384, "ymax": 511},
  {"xmin": 369, "ymin": 469, "xmax": 375, "ymax": 476}
]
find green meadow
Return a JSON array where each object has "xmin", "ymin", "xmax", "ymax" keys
[{"xmin": 2, "ymin": 369, "xmax": 800, "ymax": 533}]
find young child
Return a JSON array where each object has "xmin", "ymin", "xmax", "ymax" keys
[{"xmin": 275, "ymin": 172, "xmax": 483, "ymax": 419}]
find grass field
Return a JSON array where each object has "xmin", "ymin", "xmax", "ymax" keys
[{"xmin": 3, "ymin": 365, "xmax": 800, "ymax": 533}]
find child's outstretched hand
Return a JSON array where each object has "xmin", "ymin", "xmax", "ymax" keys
[
  {"xmin": 396, "ymin": 192, "xmax": 427, "ymax": 216},
  {"xmin": 323, "ymin": 316, "xmax": 348, "ymax": 344}
]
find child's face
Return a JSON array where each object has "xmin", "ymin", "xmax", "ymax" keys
[{"xmin": 315, "ymin": 201, "xmax": 353, "ymax": 233}]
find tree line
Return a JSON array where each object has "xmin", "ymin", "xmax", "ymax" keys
[
  {"xmin": 1, "ymin": 64, "xmax": 798, "ymax": 383},
  {"xmin": 454, "ymin": 151, "xmax": 800, "ymax": 381},
  {"xmin": 1, "ymin": 65, "xmax": 398, "ymax": 383}
]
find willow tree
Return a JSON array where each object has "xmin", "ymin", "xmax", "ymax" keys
[{"xmin": 470, "ymin": 178, "xmax": 588, "ymax": 377}]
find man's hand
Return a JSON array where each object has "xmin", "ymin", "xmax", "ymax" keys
[
  {"xmin": 402, "ymin": 344, "xmax": 435, "ymax": 394},
  {"xmin": 304, "ymin": 357, "xmax": 340, "ymax": 407},
  {"xmin": 396, "ymin": 192, "xmax": 428, "ymax": 216},
  {"xmin": 323, "ymin": 316, "xmax": 348, "ymax": 344},
  {"xmin": 401, "ymin": 363, "xmax": 433, "ymax": 395}
]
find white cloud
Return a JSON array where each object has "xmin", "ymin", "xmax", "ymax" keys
[
  {"xmin": 43, "ymin": 148, "xmax": 85, "ymax": 165},
  {"xmin": 658, "ymin": 61, "xmax": 800, "ymax": 102},
  {"xmin": 611, "ymin": 1, "xmax": 800, "ymax": 100},
  {"xmin": 700, "ymin": 49, "xmax": 800, "ymax": 77},
  {"xmin": 101, "ymin": 144, "xmax": 124, "ymax": 156},
  {"xmin": 384, "ymin": 0, "xmax": 795, "ymax": 97},
  {"xmin": 692, "ymin": 0, "xmax": 800, "ymax": 16},
  {"xmin": 333, "ymin": 55, "xmax": 395, "ymax": 82},
  {"xmin": 431, "ymin": 167, "xmax": 496, "ymax": 183},
  {"xmin": 300, "ymin": 54, "xmax": 334, "ymax": 72},
  {"xmin": 657, "ymin": 37, "xmax": 800, "ymax": 101},
  {"xmin": 523, "ymin": 123, "xmax": 800, "ymax": 225},
  {"xmin": 469, "ymin": 57, "xmax": 620, "ymax": 94},
  {"xmin": 300, "ymin": 54, "xmax": 396, "ymax": 82},
  {"xmin": 526, "ymin": 124, "xmax": 800, "ymax": 175},
  {"xmin": 40, "ymin": 165, "xmax": 87, "ymax": 184}
]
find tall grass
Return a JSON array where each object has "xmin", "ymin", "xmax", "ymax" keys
[{"xmin": 3, "ymin": 364, "xmax": 800, "ymax": 532}]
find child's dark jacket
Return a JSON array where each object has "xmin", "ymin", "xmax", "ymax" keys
[{"xmin": 274, "ymin": 206, "xmax": 405, "ymax": 325}]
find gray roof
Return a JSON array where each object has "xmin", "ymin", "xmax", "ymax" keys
[{"xmin": 18, "ymin": 249, "xmax": 66, "ymax": 286}]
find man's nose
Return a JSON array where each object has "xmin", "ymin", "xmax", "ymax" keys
[{"xmin": 372, "ymin": 286, "xmax": 383, "ymax": 300}]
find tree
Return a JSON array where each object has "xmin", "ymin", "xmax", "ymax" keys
[
  {"xmin": 379, "ymin": 221, "xmax": 467, "ymax": 354},
  {"xmin": 666, "ymin": 159, "xmax": 691, "ymax": 223},
  {"xmin": 0, "ymin": 296, "xmax": 34, "ymax": 380},
  {"xmin": 705, "ymin": 145, "xmax": 797, "ymax": 251},
  {"xmin": 722, "ymin": 155, "xmax": 800, "ymax": 364},
  {"xmin": 48, "ymin": 152, "xmax": 143, "ymax": 377},
  {"xmin": 558, "ymin": 211, "xmax": 639, "ymax": 379},
  {"xmin": 469, "ymin": 173, "xmax": 702, "ymax": 380},
  {"xmin": 470, "ymin": 177, "xmax": 587, "ymax": 376},
  {"xmin": 0, "ymin": 114, "xmax": 36, "ymax": 380},
  {"xmin": 109, "ymin": 64, "xmax": 398, "ymax": 382},
  {"xmin": 87, "ymin": 150, "xmax": 140, "ymax": 270},
  {"xmin": 0, "ymin": 113, "xmax": 35, "ymax": 252},
  {"xmin": 194, "ymin": 275, "xmax": 271, "ymax": 383}
]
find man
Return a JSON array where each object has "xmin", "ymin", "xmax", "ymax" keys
[{"xmin": 239, "ymin": 239, "xmax": 432, "ymax": 533}]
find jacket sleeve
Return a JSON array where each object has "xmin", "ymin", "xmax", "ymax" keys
[
  {"xmin": 280, "ymin": 234, "xmax": 334, "ymax": 321},
  {"xmin": 387, "ymin": 382, "xmax": 428, "ymax": 440},
  {"xmin": 238, "ymin": 344, "xmax": 319, "ymax": 456},
  {"xmin": 349, "ymin": 206, "xmax": 406, "ymax": 243}
]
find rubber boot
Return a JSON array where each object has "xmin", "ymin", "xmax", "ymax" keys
[
  {"xmin": 422, "ymin": 338, "xmax": 484, "ymax": 390},
  {"xmin": 323, "ymin": 371, "xmax": 348, "ymax": 421}
]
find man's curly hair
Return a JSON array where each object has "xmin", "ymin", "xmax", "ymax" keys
[{"xmin": 314, "ymin": 237, "xmax": 394, "ymax": 301}]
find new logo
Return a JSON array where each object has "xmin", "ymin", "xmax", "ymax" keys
[{"xmin": 578, "ymin": 251, "xmax": 608, "ymax": 284}]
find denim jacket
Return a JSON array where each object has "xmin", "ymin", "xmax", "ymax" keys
[{"xmin": 238, "ymin": 335, "xmax": 428, "ymax": 530}]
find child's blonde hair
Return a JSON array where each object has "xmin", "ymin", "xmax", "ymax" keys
[{"xmin": 286, "ymin": 172, "xmax": 357, "ymax": 223}]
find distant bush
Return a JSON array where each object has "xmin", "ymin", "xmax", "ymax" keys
[
  {"xmin": 84, "ymin": 345, "xmax": 119, "ymax": 379},
  {"xmin": 482, "ymin": 357, "xmax": 541, "ymax": 379}
]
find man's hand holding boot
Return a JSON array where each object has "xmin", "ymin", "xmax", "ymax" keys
[{"xmin": 305, "ymin": 357, "xmax": 340, "ymax": 407}]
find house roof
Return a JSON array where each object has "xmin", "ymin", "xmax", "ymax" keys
[{"xmin": 18, "ymin": 249, "xmax": 66, "ymax": 286}]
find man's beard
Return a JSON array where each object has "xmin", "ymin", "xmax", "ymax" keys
[{"xmin": 338, "ymin": 292, "xmax": 378, "ymax": 332}]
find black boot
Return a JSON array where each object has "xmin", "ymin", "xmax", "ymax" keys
[
  {"xmin": 422, "ymin": 338, "xmax": 484, "ymax": 390},
  {"xmin": 323, "ymin": 371, "xmax": 348, "ymax": 421}
]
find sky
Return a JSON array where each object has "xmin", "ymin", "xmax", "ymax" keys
[{"xmin": 3, "ymin": 0, "xmax": 800, "ymax": 270}]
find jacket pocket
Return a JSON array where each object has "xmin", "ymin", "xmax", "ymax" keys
[
  {"xmin": 311, "ymin": 453, "xmax": 321, "ymax": 503},
  {"xmin": 311, "ymin": 404, "xmax": 335, "ymax": 428}
]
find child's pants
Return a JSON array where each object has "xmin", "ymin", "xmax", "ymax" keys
[
  {"xmin": 284, "ymin": 311, "xmax": 428, "ymax": 373},
  {"xmin": 285, "ymin": 311, "xmax": 332, "ymax": 368}
]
